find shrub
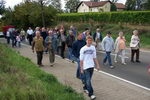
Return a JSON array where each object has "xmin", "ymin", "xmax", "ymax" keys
[{"xmin": 57, "ymin": 11, "xmax": 150, "ymax": 25}]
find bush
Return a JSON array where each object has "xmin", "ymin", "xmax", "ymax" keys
[{"xmin": 57, "ymin": 11, "xmax": 150, "ymax": 25}]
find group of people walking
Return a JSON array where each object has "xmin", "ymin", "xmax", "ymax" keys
[{"xmin": 6, "ymin": 25, "xmax": 141, "ymax": 100}]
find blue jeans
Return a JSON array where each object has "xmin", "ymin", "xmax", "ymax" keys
[
  {"xmin": 83, "ymin": 68, "xmax": 94, "ymax": 96},
  {"xmin": 103, "ymin": 52, "xmax": 112, "ymax": 66},
  {"xmin": 74, "ymin": 57, "xmax": 84, "ymax": 81},
  {"xmin": 67, "ymin": 47, "xmax": 73, "ymax": 60}
]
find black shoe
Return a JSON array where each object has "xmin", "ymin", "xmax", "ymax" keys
[
  {"xmin": 136, "ymin": 60, "xmax": 141, "ymax": 63},
  {"xmin": 110, "ymin": 66, "xmax": 115, "ymax": 69},
  {"xmin": 131, "ymin": 60, "xmax": 135, "ymax": 63},
  {"xmin": 38, "ymin": 64, "xmax": 44, "ymax": 67}
]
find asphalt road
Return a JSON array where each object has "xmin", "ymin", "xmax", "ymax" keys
[{"xmin": 97, "ymin": 50, "xmax": 150, "ymax": 89}]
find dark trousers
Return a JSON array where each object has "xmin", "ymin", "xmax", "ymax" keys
[
  {"xmin": 61, "ymin": 42, "xmax": 66, "ymax": 58},
  {"xmin": 83, "ymin": 68, "xmax": 94, "ymax": 97},
  {"xmin": 28, "ymin": 35, "xmax": 33, "ymax": 45},
  {"xmin": 103, "ymin": 52, "xmax": 112, "ymax": 66},
  {"xmin": 11, "ymin": 37, "xmax": 17, "ymax": 47},
  {"xmin": 7, "ymin": 37, "xmax": 10, "ymax": 44},
  {"xmin": 131, "ymin": 49, "xmax": 139, "ymax": 61},
  {"xmin": 74, "ymin": 57, "xmax": 85, "ymax": 81},
  {"xmin": 36, "ymin": 51, "xmax": 43, "ymax": 65},
  {"xmin": 49, "ymin": 49, "xmax": 55, "ymax": 63}
]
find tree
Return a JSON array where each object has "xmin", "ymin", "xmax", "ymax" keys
[
  {"xmin": 136, "ymin": 0, "xmax": 142, "ymax": 10},
  {"xmin": 65, "ymin": 0, "xmax": 80, "ymax": 13},
  {"xmin": 125, "ymin": 0, "xmax": 143, "ymax": 11},
  {"xmin": 142, "ymin": 0, "xmax": 150, "ymax": 10},
  {"xmin": 110, "ymin": 0, "xmax": 118, "ymax": 3},
  {"xmin": 90, "ymin": 0, "xmax": 100, "ymax": 1},
  {"xmin": 51, "ymin": 0, "xmax": 62, "ymax": 12},
  {"xmin": 125, "ymin": 0, "xmax": 136, "ymax": 10},
  {"xmin": 2, "ymin": 1, "xmax": 57, "ymax": 29},
  {"xmin": 111, "ymin": 3, "xmax": 117, "ymax": 11},
  {"xmin": 0, "ymin": 0, "xmax": 5, "ymax": 15}
]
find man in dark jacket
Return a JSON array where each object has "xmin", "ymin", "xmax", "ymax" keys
[
  {"xmin": 41, "ymin": 27, "xmax": 48, "ymax": 53},
  {"xmin": 66, "ymin": 30, "xmax": 75, "ymax": 61},
  {"xmin": 72, "ymin": 33, "xmax": 86, "ymax": 81}
]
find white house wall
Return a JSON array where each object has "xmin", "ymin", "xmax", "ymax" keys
[
  {"xmin": 78, "ymin": 3, "xmax": 90, "ymax": 13},
  {"xmin": 102, "ymin": 2, "xmax": 111, "ymax": 12},
  {"xmin": 77, "ymin": 2, "xmax": 111, "ymax": 13}
]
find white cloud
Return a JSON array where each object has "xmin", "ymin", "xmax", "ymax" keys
[{"xmin": 5, "ymin": 0, "xmax": 22, "ymax": 8}]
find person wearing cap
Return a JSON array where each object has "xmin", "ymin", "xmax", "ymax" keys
[
  {"xmin": 66, "ymin": 30, "xmax": 75, "ymax": 61},
  {"xmin": 101, "ymin": 32, "xmax": 115, "ymax": 69},
  {"xmin": 93, "ymin": 28, "xmax": 103, "ymax": 50}
]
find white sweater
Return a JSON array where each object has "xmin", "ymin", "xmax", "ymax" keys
[{"xmin": 130, "ymin": 35, "xmax": 140, "ymax": 49}]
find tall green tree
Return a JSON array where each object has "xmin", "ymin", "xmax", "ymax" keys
[
  {"xmin": 111, "ymin": 3, "xmax": 117, "ymax": 11},
  {"xmin": 125, "ymin": 0, "xmax": 136, "ymax": 10},
  {"xmin": 126, "ymin": 0, "xmax": 143, "ymax": 11},
  {"xmin": 51, "ymin": 0, "xmax": 62, "ymax": 12},
  {"xmin": 90, "ymin": 0, "xmax": 100, "ymax": 1},
  {"xmin": 65, "ymin": 0, "xmax": 80, "ymax": 13},
  {"xmin": 0, "ymin": 0, "xmax": 5, "ymax": 15},
  {"xmin": 143, "ymin": 0, "xmax": 150, "ymax": 10},
  {"xmin": 110, "ymin": 0, "xmax": 118, "ymax": 3},
  {"xmin": 2, "ymin": 1, "xmax": 57, "ymax": 28},
  {"xmin": 136, "ymin": 0, "xmax": 142, "ymax": 10}
]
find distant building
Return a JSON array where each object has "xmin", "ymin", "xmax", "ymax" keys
[{"xmin": 77, "ymin": 1, "xmax": 126, "ymax": 13}]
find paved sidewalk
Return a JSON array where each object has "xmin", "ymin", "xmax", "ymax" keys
[{"xmin": 1, "ymin": 39, "xmax": 150, "ymax": 100}]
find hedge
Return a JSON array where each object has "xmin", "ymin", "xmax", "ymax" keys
[{"xmin": 57, "ymin": 11, "xmax": 150, "ymax": 25}]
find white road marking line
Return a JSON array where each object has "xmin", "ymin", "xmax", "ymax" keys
[
  {"xmin": 22, "ymin": 42, "xmax": 150, "ymax": 92},
  {"xmin": 94, "ymin": 69, "xmax": 150, "ymax": 92}
]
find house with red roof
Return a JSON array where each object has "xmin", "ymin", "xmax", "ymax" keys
[{"xmin": 77, "ymin": 1, "xmax": 126, "ymax": 13}]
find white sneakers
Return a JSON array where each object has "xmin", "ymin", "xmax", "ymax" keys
[
  {"xmin": 122, "ymin": 63, "xmax": 127, "ymax": 65},
  {"xmin": 114, "ymin": 60, "xmax": 118, "ymax": 63},
  {"xmin": 114, "ymin": 60, "xmax": 127, "ymax": 65},
  {"xmin": 110, "ymin": 66, "xmax": 114, "ymax": 69},
  {"xmin": 84, "ymin": 90, "xmax": 96, "ymax": 100},
  {"xmin": 84, "ymin": 89, "xmax": 89, "ymax": 94},
  {"xmin": 90, "ymin": 95, "xmax": 96, "ymax": 100}
]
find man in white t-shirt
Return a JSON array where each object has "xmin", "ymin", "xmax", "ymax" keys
[
  {"xmin": 27, "ymin": 27, "xmax": 34, "ymax": 45},
  {"xmin": 80, "ymin": 36, "xmax": 100, "ymax": 100}
]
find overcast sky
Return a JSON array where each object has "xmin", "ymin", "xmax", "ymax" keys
[{"xmin": 5, "ymin": 0, "xmax": 127, "ymax": 8}]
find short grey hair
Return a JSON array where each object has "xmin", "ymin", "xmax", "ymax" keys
[{"xmin": 133, "ymin": 30, "xmax": 138, "ymax": 34}]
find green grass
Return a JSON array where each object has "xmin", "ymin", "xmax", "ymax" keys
[{"xmin": 0, "ymin": 44, "xmax": 85, "ymax": 100}]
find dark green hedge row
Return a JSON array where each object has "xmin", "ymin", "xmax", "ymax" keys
[{"xmin": 57, "ymin": 11, "xmax": 150, "ymax": 25}]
